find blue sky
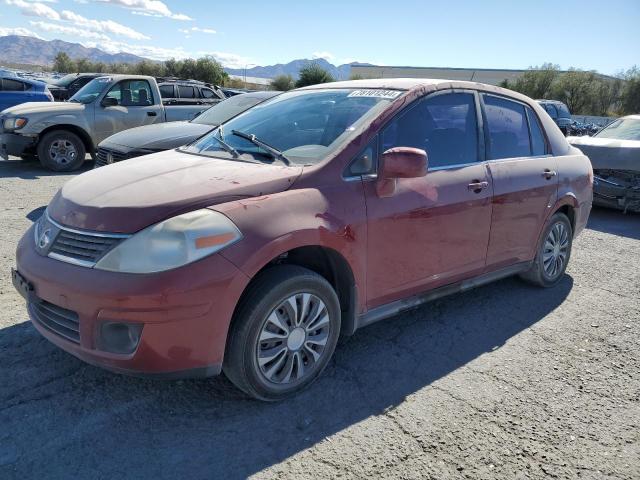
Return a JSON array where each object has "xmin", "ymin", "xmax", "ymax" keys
[{"xmin": 1, "ymin": 0, "xmax": 638, "ymax": 73}]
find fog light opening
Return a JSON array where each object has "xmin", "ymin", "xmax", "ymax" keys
[{"xmin": 99, "ymin": 322, "xmax": 143, "ymax": 355}]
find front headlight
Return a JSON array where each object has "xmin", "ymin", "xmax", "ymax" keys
[
  {"xmin": 3, "ymin": 117, "xmax": 28, "ymax": 130},
  {"xmin": 94, "ymin": 209, "xmax": 242, "ymax": 273}
]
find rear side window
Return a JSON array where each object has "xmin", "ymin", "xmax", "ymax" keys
[
  {"xmin": 178, "ymin": 85, "xmax": 196, "ymax": 98},
  {"xmin": 2, "ymin": 79, "xmax": 25, "ymax": 91},
  {"xmin": 382, "ymin": 92, "xmax": 479, "ymax": 168},
  {"xmin": 483, "ymin": 95, "xmax": 531, "ymax": 159},
  {"xmin": 526, "ymin": 107, "xmax": 547, "ymax": 156},
  {"xmin": 159, "ymin": 84, "xmax": 174, "ymax": 98}
]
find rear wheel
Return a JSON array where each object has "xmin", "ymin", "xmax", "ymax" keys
[
  {"xmin": 224, "ymin": 265, "xmax": 341, "ymax": 401},
  {"xmin": 37, "ymin": 130, "xmax": 86, "ymax": 172},
  {"xmin": 520, "ymin": 212, "xmax": 572, "ymax": 287}
]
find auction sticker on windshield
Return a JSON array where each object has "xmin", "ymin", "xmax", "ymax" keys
[{"xmin": 347, "ymin": 89, "xmax": 402, "ymax": 99}]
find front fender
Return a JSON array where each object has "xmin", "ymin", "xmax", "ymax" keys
[{"xmin": 213, "ymin": 186, "xmax": 367, "ymax": 308}]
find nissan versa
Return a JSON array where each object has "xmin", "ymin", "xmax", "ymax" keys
[{"xmin": 13, "ymin": 79, "xmax": 593, "ymax": 401}]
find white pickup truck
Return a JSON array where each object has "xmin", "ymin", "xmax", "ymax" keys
[{"xmin": 0, "ymin": 75, "xmax": 217, "ymax": 171}]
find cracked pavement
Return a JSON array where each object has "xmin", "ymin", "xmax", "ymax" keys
[{"xmin": 0, "ymin": 159, "xmax": 638, "ymax": 479}]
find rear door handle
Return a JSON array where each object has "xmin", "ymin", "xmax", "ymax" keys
[
  {"xmin": 147, "ymin": 111, "xmax": 157, "ymax": 117},
  {"xmin": 467, "ymin": 180, "xmax": 489, "ymax": 193},
  {"xmin": 542, "ymin": 169, "xmax": 557, "ymax": 179}
]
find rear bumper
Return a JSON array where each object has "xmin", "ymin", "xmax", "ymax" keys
[
  {"xmin": 15, "ymin": 225, "xmax": 251, "ymax": 377},
  {"xmin": 0, "ymin": 132, "xmax": 36, "ymax": 158}
]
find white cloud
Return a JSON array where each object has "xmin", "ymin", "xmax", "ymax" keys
[
  {"xmin": 5, "ymin": 0, "xmax": 61, "ymax": 20},
  {"xmin": 83, "ymin": 38, "xmax": 190, "ymax": 60},
  {"xmin": 312, "ymin": 51, "xmax": 335, "ymax": 62},
  {"xmin": 0, "ymin": 26, "xmax": 44, "ymax": 38},
  {"xmin": 96, "ymin": 0, "xmax": 191, "ymax": 20},
  {"xmin": 197, "ymin": 51, "xmax": 254, "ymax": 70},
  {"xmin": 60, "ymin": 10, "xmax": 150, "ymax": 40},
  {"xmin": 179, "ymin": 26, "xmax": 216, "ymax": 35},
  {"xmin": 29, "ymin": 20, "xmax": 110, "ymax": 40}
]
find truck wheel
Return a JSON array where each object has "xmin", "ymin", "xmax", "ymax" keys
[
  {"xmin": 520, "ymin": 213, "xmax": 573, "ymax": 288},
  {"xmin": 224, "ymin": 265, "xmax": 341, "ymax": 401},
  {"xmin": 37, "ymin": 130, "xmax": 86, "ymax": 172}
]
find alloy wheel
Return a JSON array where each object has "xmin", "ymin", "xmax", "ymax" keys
[{"xmin": 256, "ymin": 293, "xmax": 330, "ymax": 384}]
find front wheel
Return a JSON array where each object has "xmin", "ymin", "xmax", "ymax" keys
[
  {"xmin": 37, "ymin": 130, "xmax": 86, "ymax": 172},
  {"xmin": 520, "ymin": 212, "xmax": 573, "ymax": 287},
  {"xmin": 224, "ymin": 265, "xmax": 341, "ymax": 401}
]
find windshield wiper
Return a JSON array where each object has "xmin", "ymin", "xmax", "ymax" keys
[
  {"xmin": 214, "ymin": 126, "xmax": 239, "ymax": 158},
  {"xmin": 231, "ymin": 129, "xmax": 290, "ymax": 165}
]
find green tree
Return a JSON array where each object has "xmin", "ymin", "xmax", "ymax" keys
[
  {"xmin": 551, "ymin": 69, "xmax": 598, "ymax": 114},
  {"xmin": 620, "ymin": 67, "xmax": 640, "ymax": 115},
  {"xmin": 270, "ymin": 74, "xmax": 295, "ymax": 91},
  {"xmin": 193, "ymin": 56, "xmax": 228, "ymax": 85},
  {"xmin": 52, "ymin": 52, "xmax": 75, "ymax": 73},
  {"xmin": 510, "ymin": 63, "xmax": 560, "ymax": 99},
  {"xmin": 295, "ymin": 62, "xmax": 334, "ymax": 88}
]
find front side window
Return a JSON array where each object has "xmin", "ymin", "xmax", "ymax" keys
[
  {"xmin": 382, "ymin": 92, "xmax": 479, "ymax": 168},
  {"xmin": 484, "ymin": 95, "xmax": 532, "ymax": 159},
  {"xmin": 201, "ymin": 88, "xmax": 216, "ymax": 99},
  {"xmin": 544, "ymin": 104, "xmax": 558, "ymax": 119},
  {"xmin": 104, "ymin": 80, "xmax": 153, "ymax": 106},
  {"xmin": 184, "ymin": 88, "xmax": 397, "ymax": 165}
]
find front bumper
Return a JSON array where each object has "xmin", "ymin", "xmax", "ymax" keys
[
  {"xmin": 15, "ymin": 225, "xmax": 251, "ymax": 377},
  {"xmin": 0, "ymin": 132, "xmax": 36, "ymax": 159},
  {"xmin": 593, "ymin": 177, "xmax": 640, "ymax": 213}
]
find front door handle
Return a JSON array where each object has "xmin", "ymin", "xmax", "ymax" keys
[
  {"xmin": 467, "ymin": 180, "xmax": 489, "ymax": 193},
  {"xmin": 147, "ymin": 111, "xmax": 157, "ymax": 117},
  {"xmin": 542, "ymin": 169, "xmax": 557, "ymax": 179}
]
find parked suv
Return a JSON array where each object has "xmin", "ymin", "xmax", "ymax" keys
[
  {"xmin": 158, "ymin": 79, "xmax": 225, "ymax": 106},
  {"xmin": 46, "ymin": 73, "xmax": 104, "ymax": 101},
  {"xmin": 13, "ymin": 79, "xmax": 592, "ymax": 401},
  {"xmin": 537, "ymin": 99, "xmax": 572, "ymax": 135}
]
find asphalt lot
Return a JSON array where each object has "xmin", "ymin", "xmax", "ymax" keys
[{"xmin": 0, "ymin": 158, "xmax": 638, "ymax": 479}]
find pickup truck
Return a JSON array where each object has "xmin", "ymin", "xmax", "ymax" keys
[{"xmin": 0, "ymin": 74, "xmax": 213, "ymax": 171}]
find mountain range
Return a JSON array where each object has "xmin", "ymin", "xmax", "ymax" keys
[
  {"xmin": 0, "ymin": 35, "xmax": 369, "ymax": 79},
  {"xmin": 0, "ymin": 35, "xmax": 146, "ymax": 66}
]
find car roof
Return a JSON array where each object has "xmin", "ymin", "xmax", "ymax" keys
[
  {"xmin": 536, "ymin": 99, "xmax": 567, "ymax": 106},
  {"xmin": 0, "ymin": 75, "xmax": 42, "ymax": 86}
]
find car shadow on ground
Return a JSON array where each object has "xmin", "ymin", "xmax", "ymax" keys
[
  {"xmin": 0, "ymin": 275, "xmax": 573, "ymax": 478},
  {"xmin": 587, "ymin": 206, "xmax": 640, "ymax": 240},
  {"xmin": 0, "ymin": 158, "xmax": 93, "ymax": 180}
]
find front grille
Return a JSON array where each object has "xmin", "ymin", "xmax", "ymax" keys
[
  {"xmin": 49, "ymin": 229, "xmax": 123, "ymax": 266},
  {"xmin": 95, "ymin": 147, "xmax": 130, "ymax": 168},
  {"xmin": 30, "ymin": 300, "xmax": 80, "ymax": 344}
]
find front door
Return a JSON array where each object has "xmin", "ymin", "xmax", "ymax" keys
[
  {"xmin": 363, "ymin": 91, "xmax": 493, "ymax": 309},
  {"xmin": 94, "ymin": 79, "xmax": 162, "ymax": 144},
  {"xmin": 481, "ymin": 94, "xmax": 559, "ymax": 268}
]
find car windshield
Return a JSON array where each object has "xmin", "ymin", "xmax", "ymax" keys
[
  {"xmin": 595, "ymin": 118, "xmax": 640, "ymax": 141},
  {"xmin": 69, "ymin": 77, "xmax": 112, "ymax": 104},
  {"xmin": 182, "ymin": 88, "xmax": 399, "ymax": 165},
  {"xmin": 192, "ymin": 94, "xmax": 271, "ymax": 126}
]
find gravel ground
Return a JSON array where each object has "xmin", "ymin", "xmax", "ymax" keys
[{"xmin": 0, "ymin": 158, "xmax": 638, "ymax": 480}]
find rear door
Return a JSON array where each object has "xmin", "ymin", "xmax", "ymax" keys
[
  {"xmin": 93, "ymin": 79, "xmax": 163, "ymax": 143},
  {"xmin": 482, "ymin": 94, "xmax": 559, "ymax": 268},
  {"xmin": 362, "ymin": 91, "xmax": 493, "ymax": 308}
]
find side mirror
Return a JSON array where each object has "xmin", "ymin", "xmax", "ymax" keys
[
  {"xmin": 376, "ymin": 147, "xmax": 428, "ymax": 197},
  {"xmin": 101, "ymin": 97, "xmax": 118, "ymax": 107}
]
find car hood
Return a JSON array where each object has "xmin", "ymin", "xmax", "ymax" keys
[
  {"xmin": 100, "ymin": 121, "xmax": 213, "ymax": 152},
  {"xmin": 568, "ymin": 136, "xmax": 640, "ymax": 172},
  {"xmin": 1, "ymin": 101, "xmax": 85, "ymax": 116},
  {"xmin": 47, "ymin": 149, "xmax": 304, "ymax": 233}
]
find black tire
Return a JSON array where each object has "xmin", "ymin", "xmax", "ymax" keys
[
  {"xmin": 520, "ymin": 213, "xmax": 573, "ymax": 288},
  {"xmin": 224, "ymin": 265, "xmax": 341, "ymax": 401},
  {"xmin": 37, "ymin": 130, "xmax": 86, "ymax": 172}
]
